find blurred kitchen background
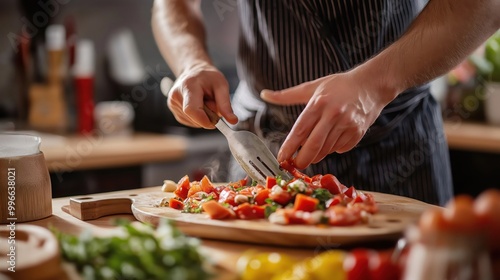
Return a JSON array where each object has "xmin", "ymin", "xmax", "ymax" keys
[{"xmin": 0, "ymin": 0, "xmax": 499, "ymax": 198}]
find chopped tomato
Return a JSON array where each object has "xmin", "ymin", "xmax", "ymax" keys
[
  {"xmin": 309, "ymin": 174, "xmax": 323, "ymax": 190},
  {"xmin": 218, "ymin": 188, "xmax": 238, "ymax": 207},
  {"xmin": 285, "ymin": 210, "xmax": 308, "ymax": 225},
  {"xmin": 187, "ymin": 183, "xmax": 202, "ymax": 198},
  {"xmin": 320, "ymin": 174, "xmax": 343, "ymax": 195},
  {"xmin": 279, "ymin": 159, "xmax": 311, "ymax": 181},
  {"xmin": 350, "ymin": 201, "xmax": 378, "ymax": 214},
  {"xmin": 235, "ymin": 203, "xmax": 266, "ymax": 219},
  {"xmin": 202, "ymin": 200, "xmax": 236, "ymax": 219},
  {"xmin": 169, "ymin": 197, "xmax": 184, "ymax": 210},
  {"xmin": 311, "ymin": 174, "xmax": 323, "ymax": 182},
  {"xmin": 266, "ymin": 176, "xmax": 277, "ymax": 189},
  {"xmin": 254, "ymin": 189, "xmax": 270, "ymax": 205},
  {"xmin": 269, "ymin": 191, "xmax": 293, "ymax": 206},
  {"xmin": 326, "ymin": 206, "xmax": 361, "ymax": 226},
  {"xmin": 293, "ymin": 193, "xmax": 319, "ymax": 212},
  {"xmin": 213, "ymin": 185, "xmax": 226, "ymax": 195},
  {"xmin": 239, "ymin": 176, "xmax": 249, "ymax": 187},
  {"xmin": 200, "ymin": 175, "xmax": 215, "ymax": 194},
  {"xmin": 326, "ymin": 196, "xmax": 343, "ymax": 208},
  {"xmin": 238, "ymin": 187, "xmax": 253, "ymax": 197},
  {"xmin": 174, "ymin": 175, "xmax": 190, "ymax": 200},
  {"xmin": 344, "ymin": 186, "xmax": 357, "ymax": 199},
  {"xmin": 352, "ymin": 195, "xmax": 364, "ymax": 204}
]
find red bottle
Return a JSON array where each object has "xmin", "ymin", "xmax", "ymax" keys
[{"xmin": 73, "ymin": 40, "xmax": 95, "ymax": 135}]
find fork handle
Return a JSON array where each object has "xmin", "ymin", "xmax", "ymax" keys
[{"xmin": 203, "ymin": 104, "xmax": 220, "ymax": 125}]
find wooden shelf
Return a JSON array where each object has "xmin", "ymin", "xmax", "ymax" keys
[
  {"xmin": 40, "ymin": 133, "xmax": 188, "ymax": 172},
  {"xmin": 444, "ymin": 121, "xmax": 500, "ymax": 154}
]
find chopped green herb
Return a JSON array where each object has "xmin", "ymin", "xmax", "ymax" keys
[
  {"xmin": 202, "ymin": 194, "xmax": 214, "ymax": 202},
  {"xmin": 251, "ymin": 180, "xmax": 258, "ymax": 186},
  {"xmin": 264, "ymin": 204, "xmax": 279, "ymax": 218},
  {"xmin": 235, "ymin": 186, "xmax": 246, "ymax": 192},
  {"xmin": 311, "ymin": 188, "xmax": 333, "ymax": 202},
  {"xmin": 311, "ymin": 189, "xmax": 333, "ymax": 210},
  {"xmin": 52, "ymin": 220, "xmax": 210, "ymax": 280}
]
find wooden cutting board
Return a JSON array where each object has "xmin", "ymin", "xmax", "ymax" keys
[{"xmin": 68, "ymin": 189, "xmax": 437, "ymax": 247}]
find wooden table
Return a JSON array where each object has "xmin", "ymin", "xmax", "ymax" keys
[
  {"xmin": 40, "ymin": 133, "xmax": 187, "ymax": 172},
  {"xmin": 28, "ymin": 187, "xmax": 318, "ymax": 279},
  {"xmin": 444, "ymin": 121, "xmax": 500, "ymax": 153}
]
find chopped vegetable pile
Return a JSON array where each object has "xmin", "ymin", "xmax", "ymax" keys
[
  {"xmin": 52, "ymin": 220, "xmax": 210, "ymax": 280},
  {"xmin": 165, "ymin": 161, "xmax": 377, "ymax": 226}
]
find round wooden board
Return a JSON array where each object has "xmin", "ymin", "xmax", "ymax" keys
[{"xmin": 131, "ymin": 191, "xmax": 438, "ymax": 247}]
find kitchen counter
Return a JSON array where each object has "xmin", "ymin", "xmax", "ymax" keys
[
  {"xmin": 28, "ymin": 187, "xmax": 317, "ymax": 279},
  {"xmin": 444, "ymin": 121, "xmax": 500, "ymax": 153},
  {"xmin": 18, "ymin": 186, "xmax": 500, "ymax": 279},
  {"xmin": 40, "ymin": 133, "xmax": 188, "ymax": 172}
]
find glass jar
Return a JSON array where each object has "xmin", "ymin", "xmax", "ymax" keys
[{"xmin": 402, "ymin": 225, "xmax": 492, "ymax": 280}]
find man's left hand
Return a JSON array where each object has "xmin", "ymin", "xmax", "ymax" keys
[{"xmin": 260, "ymin": 72, "xmax": 392, "ymax": 169}]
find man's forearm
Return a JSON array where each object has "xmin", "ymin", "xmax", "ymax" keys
[
  {"xmin": 152, "ymin": 0, "xmax": 212, "ymax": 76},
  {"xmin": 356, "ymin": 0, "xmax": 500, "ymax": 103}
]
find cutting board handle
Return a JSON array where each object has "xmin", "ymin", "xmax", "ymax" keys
[{"xmin": 69, "ymin": 195, "xmax": 134, "ymax": 221}]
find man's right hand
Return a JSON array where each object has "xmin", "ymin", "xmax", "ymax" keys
[{"xmin": 167, "ymin": 62, "xmax": 238, "ymax": 128}]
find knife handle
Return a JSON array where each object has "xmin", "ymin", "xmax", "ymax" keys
[{"xmin": 203, "ymin": 104, "xmax": 220, "ymax": 125}]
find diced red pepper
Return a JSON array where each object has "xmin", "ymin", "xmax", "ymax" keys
[
  {"xmin": 254, "ymin": 189, "xmax": 270, "ymax": 205},
  {"xmin": 293, "ymin": 193, "xmax": 319, "ymax": 212},
  {"xmin": 202, "ymin": 200, "xmax": 236, "ymax": 219},
  {"xmin": 266, "ymin": 176, "xmax": 277, "ymax": 189},
  {"xmin": 234, "ymin": 203, "xmax": 265, "ymax": 219},
  {"xmin": 169, "ymin": 197, "xmax": 184, "ymax": 210},
  {"xmin": 200, "ymin": 175, "xmax": 215, "ymax": 194},
  {"xmin": 174, "ymin": 175, "xmax": 190, "ymax": 200}
]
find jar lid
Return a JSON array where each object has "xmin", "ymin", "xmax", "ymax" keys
[{"xmin": 0, "ymin": 134, "xmax": 41, "ymax": 158}]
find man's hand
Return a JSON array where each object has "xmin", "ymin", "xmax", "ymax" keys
[
  {"xmin": 261, "ymin": 72, "xmax": 393, "ymax": 169},
  {"xmin": 167, "ymin": 62, "xmax": 238, "ymax": 128}
]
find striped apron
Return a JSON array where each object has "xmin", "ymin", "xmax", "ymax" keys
[{"xmin": 230, "ymin": 0, "xmax": 453, "ymax": 205}]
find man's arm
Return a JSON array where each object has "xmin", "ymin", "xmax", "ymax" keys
[
  {"xmin": 152, "ymin": 0, "xmax": 210, "ymax": 76},
  {"xmin": 261, "ymin": 0, "xmax": 500, "ymax": 168},
  {"xmin": 152, "ymin": 0, "xmax": 237, "ymax": 128},
  {"xmin": 357, "ymin": 0, "xmax": 500, "ymax": 103}
]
